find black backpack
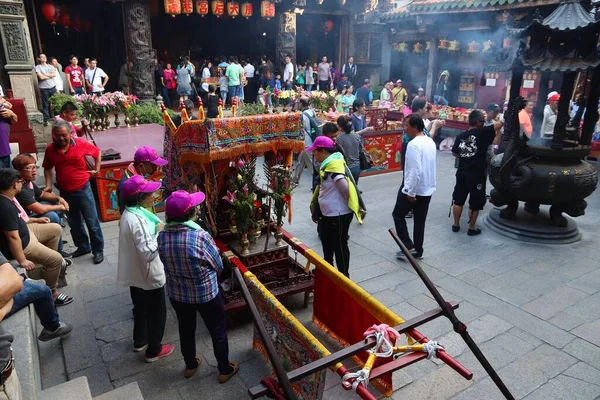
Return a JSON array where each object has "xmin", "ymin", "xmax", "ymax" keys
[{"xmin": 303, "ymin": 109, "xmax": 322, "ymax": 141}]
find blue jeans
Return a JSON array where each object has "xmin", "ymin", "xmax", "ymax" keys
[
  {"xmin": 40, "ymin": 87, "xmax": 57, "ymax": 122},
  {"xmin": 349, "ymin": 165, "xmax": 361, "ymax": 184},
  {"xmin": 228, "ymin": 85, "xmax": 240, "ymax": 101},
  {"xmin": 73, "ymin": 87, "xmax": 84, "ymax": 95},
  {"xmin": 8, "ymin": 280, "xmax": 60, "ymax": 331},
  {"xmin": 160, "ymin": 85, "xmax": 171, "ymax": 108},
  {"xmin": 34, "ymin": 208, "xmax": 64, "ymax": 252},
  {"xmin": 306, "ymin": 84, "xmax": 313, "ymax": 92},
  {"xmin": 220, "ymin": 90, "xmax": 228, "ymax": 103},
  {"xmin": 61, "ymin": 182, "xmax": 104, "ymax": 255},
  {"xmin": 434, "ymin": 95, "xmax": 449, "ymax": 106}
]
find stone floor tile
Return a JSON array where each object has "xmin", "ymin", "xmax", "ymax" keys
[
  {"xmin": 562, "ymin": 361, "xmax": 600, "ymax": 386},
  {"xmin": 374, "ymin": 289, "xmax": 404, "ymax": 308},
  {"xmin": 521, "ymin": 286, "xmax": 589, "ymax": 321},
  {"xmin": 548, "ymin": 312, "xmax": 586, "ymax": 331},
  {"xmin": 68, "ymin": 363, "xmax": 114, "ymax": 397},
  {"xmin": 358, "ymin": 269, "xmax": 416, "ymax": 294},
  {"xmin": 451, "ymin": 377, "xmax": 508, "ymax": 400},
  {"xmin": 523, "ymin": 375, "xmax": 600, "ymax": 400},
  {"xmin": 568, "ymin": 268, "xmax": 600, "ymax": 295},
  {"xmin": 390, "ymin": 365, "xmax": 474, "ymax": 399},
  {"xmin": 457, "ymin": 269, "xmax": 493, "ymax": 286},
  {"xmin": 571, "ymin": 319, "xmax": 600, "ymax": 347}
]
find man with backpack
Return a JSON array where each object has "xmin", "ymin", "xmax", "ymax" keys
[{"xmin": 293, "ymin": 96, "xmax": 321, "ymax": 184}]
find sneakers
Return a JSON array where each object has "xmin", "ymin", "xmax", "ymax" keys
[
  {"xmin": 467, "ymin": 228, "xmax": 482, "ymax": 236},
  {"xmin": 184, "ymin": 357, "xmax": 202, "ymax": 379},
  {"xmin": 133, "ymin": 344, "xmax": 148, "ymax": 353},
  {"xmin": 218, "ymin": 361, "xmax": 240, "ymax": 384},
  {"xmin": 38, "ymin": 322, "xmax": 73, "ymax": 341},
  {"xmin": 452, "ymin": 225, "xmax": 460, "ymax": 233},
  {"xmin": 396, "ymin": 250, "xmax": 423, "ymax": 260},
  {"xmin": 70, "ymin": 249, "xmax": 91, "ymax": 258},
  {"xmin": 145, "ymin": 344, "xmax": 175, "ymax": 363},
  {"xmin": 26, "ymin": 278, "xmax": 46, "ymax": 286}
]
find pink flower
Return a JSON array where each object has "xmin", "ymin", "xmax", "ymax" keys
[
  {"xmin": 237, "ymin": 160, "xmax": 245, "ymax": 168},
  {"xmin": 243, "ymin": 184, "xmax": 249, "ymax": 196},
  {"xmin": 222, "ymin": 190, "xmax": 237, "ymax": 205},
  {"xmin": 284, "ymin": 178, "xmax": 290, "ymax": 189}
]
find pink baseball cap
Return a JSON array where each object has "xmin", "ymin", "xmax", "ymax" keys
[
  {"xmin": 134, "ymin": 146, "xmax": 167, "ymax": 166},
  {"xmin": 165, "ymin": 190, "xmax": 206, "ymax": 219},
  {"xmin": 121, "ymin": 175, "xmax": 162, "ymax": 200},
  {"xmin": 306, "ymin": 136, "xmax": 335, "ymax": 152}
]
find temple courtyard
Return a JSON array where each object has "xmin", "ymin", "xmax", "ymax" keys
[{"xmin": 37, "ymin": 151, "xmax": 600, "ymax": 399}]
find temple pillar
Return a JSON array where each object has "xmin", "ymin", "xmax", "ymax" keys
[
  {"xmin": 0, "ymin": 0, "xmax": 41, "ymax": 118},
  {"xmin": 551, "ymin": 71, "xmax": 576, "ymax": 150},
  {"xmin": 276, "ymin": 12, "xmax": 296, "ymax": 74},
  {"xmin": 353, "ymin": 23, "xmax": 384, "ymax": 85},
  {"xmin": 425, "ymin": 34, "xmax": 438, "ymax": 100},
  {"xmin": 123, "ymin": 0, "xmax": 156, "ymax": 102},
  {"xmin": 533, "ymin": 70, "xmax": 551, "ymax": 137},
  {"xmin": 580, "ymin": 66, "xmax": 600, "ymax": 146}
]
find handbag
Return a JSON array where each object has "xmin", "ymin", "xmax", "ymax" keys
[{"xmin": 358, "ymin": 136, "xmax": 374, "ymax": 170}]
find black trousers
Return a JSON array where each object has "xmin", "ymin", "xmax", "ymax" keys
[
  {"xmin": 392, "ymin": 189, "xmax": 432, "ymax": 253},
  {"xmin": 319, "ymin": 213, "xmax": 354, "ymax": 277},
  {"xmin": 130, "ymin": 286, "xmax": 166, "ymax": 357},
  {"xmin": 170, "ymin": 293, "xmax": 232, "ymax": 374}
]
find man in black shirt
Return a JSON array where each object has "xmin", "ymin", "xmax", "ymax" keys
[
  {"xmin": 0, "ymin": 169, "xmax": 72, "ymax": 306},
  {"xmin": 451, "ymin": 110, "xmax": 502, "ymax": 235}
]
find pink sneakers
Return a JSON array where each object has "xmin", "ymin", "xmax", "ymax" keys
[{"xmin": 145, "ymin": 344, "xmax": 175, "ymax": 363}]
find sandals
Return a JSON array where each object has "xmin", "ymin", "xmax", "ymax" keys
[
  {"xmin": 467, "ymin": 228, "xmax": 482, "ymax": 236},
  {"xmin": 218, "ymin": 361, "xmax": 240, "ymax": 384},
  {"xmin": 54, "ymin": 293, "xmax": 74, "ymax": 306},
  {"xmin": 452, "ymin": 225, "xmax": 460, "ymax": 233}
]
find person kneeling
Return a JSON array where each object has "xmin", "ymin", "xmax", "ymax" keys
[{"xmin": 117, "ymin": 175, "xmax": 173, "ymax": 363}]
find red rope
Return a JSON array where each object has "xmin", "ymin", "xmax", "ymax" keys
[{"xmin": 260, "ymin": 377, "xmax": 286, "ymax": 400}]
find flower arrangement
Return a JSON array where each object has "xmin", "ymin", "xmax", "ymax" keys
[
  {"xmin": 222, "ymin": 159, "xmax": 257, "ymax": 234},
  {"xmin": 264, "ymin": 163, "xmax": 293, "ymax": 225},
  {"xmin": 308, "ymin": 90, "xmax": 336, "ymax": 112}
]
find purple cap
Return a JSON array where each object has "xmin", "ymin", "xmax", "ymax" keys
[
  {"xmin": 306, "ymin": 136, "xmax": 335, "ymax": 152},
  {"xmin": 121, "ymin": 175, "xmax": 162, "ymax": 200},
  {"xmin": 134, "ymin": 146, "xmax": 167, "ymax": 166},
  {"xmin": 165, "ymin": 190, "xmax": 206, "ymax": 219}
]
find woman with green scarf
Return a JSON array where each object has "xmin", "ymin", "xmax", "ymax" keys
[
  {"xmin": 309, "ymin": 136, "xmax": 363, "ymax": 278},
  {"xmin": 117, "ymin": 175, "xmax": 174, "ymax": 363}
]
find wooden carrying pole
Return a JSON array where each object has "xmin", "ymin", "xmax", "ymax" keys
[
  {"xmin": 389, "ymin": 229, "xmax": 515, "ymax": 400},
  {"xmin": 232, "ymin": 267, "xmax": 296, "ymax": 399}
]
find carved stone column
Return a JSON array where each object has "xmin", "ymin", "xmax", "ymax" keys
[
  {"xmin": 123, "ymin": 0, "xmax": 156, "ymax": 102},
  {"xmin": 0, "ymin": 0, "xmax": 41, "ymax": 118},
  {"xmin": 276, "ymin": 12, "xmax": 296, "ymax": 74}
]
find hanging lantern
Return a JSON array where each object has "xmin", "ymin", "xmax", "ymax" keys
[
  {"xmin": 438, "ymin": 38, "xmax": 449, "ymax": 50},
  {"xmin": 503, "ymin": 37, "xmax": 512, "ymax": 49},
  {"xmin": 182, "ymin": 0, "xmax": 194, "ymax": 15},
  {"xmin": 227, "ymin": 1, "xmax": 239, "ymax": 18},
  {"xmin": 212, "ymin": 0, "xmax": 225, "ymax": 16},
  {"xmin": 60, "ymin": 11, "xmax": 71, "ymax": 28},
  {"xmin": 467, "ymin": 41, "xmax": 480, "ymax": 54},
  {"xmin": 261, "ymin": 0, "xmax": 275, "ymax": 20},
  {"xmin": 425, "ymin": 41, "xmax": 431, "ymax": 51},
  {"xmin": 398, "ymin": 42, "xmax": 408, "ymax": 53},
  {"xmin": 413, "ymin": 42, "xmax": 423, "ymax": 53},
  {"xmin": 323, "ymin": 20, "xmax": 334, "ymax": 34},
  {"xmin": 241, "ymin": 2, "xmax": 253, "ymax": 18},
  {"xmin": 483, "ymin": 40, "xmax": 495, "ymax": 52},
  {"xmin": 196, "ymin": 0, "xmax": 209, "ymax": 16},
  {"xmin": 448, "ymin": 40, "xmax": 460, "ymax": 52},
  {"xmin": 41, "ymin": 3, "xmax": 57, "ymax": 23},
  {"xmin": 164, "ymin": 0, "xmax": 181, "ymax": 17}
]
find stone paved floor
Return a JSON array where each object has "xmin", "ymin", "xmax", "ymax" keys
[{"xmin": 38, "ymin": 152, "xmax": 600, "ymax": 399}]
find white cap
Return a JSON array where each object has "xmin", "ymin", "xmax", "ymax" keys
[
  {"xmin": 547, "ymin": 91, "xmax": 558, "ymax": 100},
  {"xmin": 396, "ymin": 79, "xmax": 402, "ymax": 83},
  {"xmin": 418, "ymin": 87, "xmax": 424, "ymax": 91}
]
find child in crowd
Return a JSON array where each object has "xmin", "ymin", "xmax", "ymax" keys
[
  {"xmin": 206, "ymin": 85, "xmax": 219, "ymax": 119},
  {"xmin": 275, "ymin": 74, "xmax": 282, "ymax": 91}
]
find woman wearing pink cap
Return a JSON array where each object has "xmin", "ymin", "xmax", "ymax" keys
[
  {"xmin": 158, "ymin": 190, "xmax": 239, "ymax": 382},
  {"xmin": 117, "ymin": 175, "xmax": 174, "ymax": 363}
]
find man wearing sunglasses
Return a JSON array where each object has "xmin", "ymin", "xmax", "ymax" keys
[{"xmin": 12, "ymin": 153, "xmax": 69, "ymax": 257}]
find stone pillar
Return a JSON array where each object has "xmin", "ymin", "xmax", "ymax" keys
[
  {"xmin": 123, "ymin": 0, "xmax": 156, "ymax": 102},
  {"xmin": 425, "ymin": 35, "xmax": 438, "ymax": 100},
  {"xmin": 276, "ymin": 12, "xmax": 296, "ymax": 74},
  {"xmin": 0, "ymin": 0, "xmax": 41, "ymax": 119}
]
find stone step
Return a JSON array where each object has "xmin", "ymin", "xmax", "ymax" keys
[
  {"xmin": 39, "ymin": 376, "xmax": 93, "ymax": 400},
  {"xmin": 94, "ymin": 382, "xmax": 144, "ymax": 400},
  {"xmin": 3, "ymin": 305, "xmax": 41, "ymax": 400}
]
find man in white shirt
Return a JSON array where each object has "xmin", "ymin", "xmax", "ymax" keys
[
  {"xmin": 283, "ymin": 55, "xmax": 294, "ymax": 90},
  {"xmin": 84, "ymin": 58, "xmax": 109, "ymax": 95},
  {"xmin": 541, "ymin": 93, "xmax": 560, "ymax": 139},
  {"xmin": 243, "ymin": 61, "xmax": 256, "ymax": 103},
  {"xmin": 317, "ymin": 56, "xmax": 332, "ymax": 91},
  {"xmin": 392, "ymin": 114, "xmax": 437, "ymax": 259},
  {"xmin": 292, "ymin": 96, "xmax": 315, "ymax": 184},
  {"xmin": 35, "ymin": 53, "xmax": 57, "ymax": 125}
]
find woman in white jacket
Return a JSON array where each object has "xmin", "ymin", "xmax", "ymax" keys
[{"xmin": 117, "ymin": 175, "xmax": 174, "ymax": 363}]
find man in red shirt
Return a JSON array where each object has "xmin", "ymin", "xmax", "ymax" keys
[
  {"xmin": 65, "ymin": 55, "xmax": 86, "ymax": 95},
  {"xmin": 42, "ymin": 119, "xmax": 104, "ymax": 264}
]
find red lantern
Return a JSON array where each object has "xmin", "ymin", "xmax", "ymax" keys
[
  {"xmin": 241, "ymin": 2, "xmax": 252, "ymax": 18},
  {"xmin": 323, "ymin": 20, "xmax": 333, "ymax": 34},
  {"xmin": 227, "ymin": 1, "xmax": 239, "ymax": 18},
  {"xmin": 60, "ymin": 11, "xmax": 71, "ymax": 29},
  {"xmin": 41, "ymin": 3, "xmax": 57, "ymax": 23},
  {"xmin": 196, "ymin": 0, "xmax": 209, "ymax": 16},
  {"xmin": 164, "ymin": 0, "xmax": 181, "ymax": 17},
  {"xmin": 260, "ymin": 0, "xmax": 275, "ymax": 20},
  {"xmin": 182, "ymin": 0, "xmax": 194, "ymax": 15},
  {"xmin": 212, "ymin": 0, "xmax": 225, "ymax": 17}
]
